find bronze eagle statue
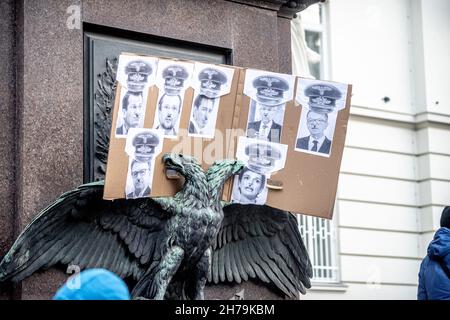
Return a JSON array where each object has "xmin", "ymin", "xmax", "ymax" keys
[{"xmin": 0, "ymin": 153, "xmax": 312, "ymax": 299}]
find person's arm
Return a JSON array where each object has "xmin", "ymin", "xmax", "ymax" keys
[{"xmin": 417, "ymin": 260, "xmax": 428, "ymax": 300}]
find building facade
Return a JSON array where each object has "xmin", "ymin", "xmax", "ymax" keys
[{"xmin": 293, "ymin": 0, "xmax": 450, "ymax": 299}]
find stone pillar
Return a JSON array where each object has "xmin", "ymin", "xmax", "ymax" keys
[
  {"xmin": 0, "ymin": 0, "xmax": 18, "ymax": 300},
  {"xmin": 3, "ymin": 0, "xmax": 315, "ymax": 300}
]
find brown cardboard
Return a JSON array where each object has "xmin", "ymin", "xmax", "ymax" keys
[
  {"xmin": 104, "ymin": 53, "xmax": 352, "ymax": 220},
  {"xmin": 230, "ymin": 72, "xmax": 352, "ymax": 219},
  {"xmin": 104, "ymin": 55, "xmax": 243, "ymax": 200}
]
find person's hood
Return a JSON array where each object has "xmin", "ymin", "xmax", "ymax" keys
[
  {"xmin": 53, "ymin": 268, "xmax": 130, "ymax": 300},
  {"xmin": 428, "ymin": 227, "xmax": 450, "ymax": 264}
]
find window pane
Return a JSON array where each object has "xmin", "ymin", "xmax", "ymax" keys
[
  {"xmin": 305, "ymin": 30, "xmax": 322, "ymax": 79},
  {"xmin": 298, "ymin": 215, "xmax": 339, "ymax": 283}
]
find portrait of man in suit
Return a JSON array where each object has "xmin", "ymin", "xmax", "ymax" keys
[
  {"xmin": 116, "ymin": 91, "xmax": 144, "ymax": 136},
  {"xmin": 127, "ymin": 160, "xmax": 151, "ymax": 199},
  {"xmin": 125, "ymin": 130, "xmax": 160, "ymax": 199},
  {"xmin": 188, "ymin": 94, "xmax": 216, "ymax": 135},
  {"xmin": 246, "ymin": 102, "xmax": 283, "ymax": 143},
  {"xmin": 245, "ymin": 74, "xmax": 289, "ymax": 143},
  {"xmin": 296, "ymin": 110, "xmax": 331, "ymax": 154}
]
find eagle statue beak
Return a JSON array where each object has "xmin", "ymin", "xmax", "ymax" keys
[{"xmin": 163, "ymin": 153, "xmax": 184, "ymax": 179}]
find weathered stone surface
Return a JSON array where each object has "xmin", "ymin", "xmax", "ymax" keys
[
  {"xmin": 5, "ymin": 0, "xmax": 295, "ymax": 300},
  {"xmin": 205, "ymin": 280, "xmax": 296, "ymax": 300},
  {"xmin": 16, "ymin": 0, "xmax": 84, "ymax": 299},
  {"xmin": 0, "ymin": 0, "xmax": 17, "ymax": 301}
]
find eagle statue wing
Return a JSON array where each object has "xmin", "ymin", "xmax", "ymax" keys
[
  {"xmin": 208, "ymin": 203, "xmax": 313, "ymax": 298},
  {"xmin": 0, "ymin": 180, "xmax": 172, "ymax": 284}
]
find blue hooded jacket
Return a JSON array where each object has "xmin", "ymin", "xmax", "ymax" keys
[
  {"xmin": 418, "ymin": 227, "xmax": 450, "ymax": 300},
  {"xmin": 53, "ymin": 268, "xmax": 130, "ymax": 300}
]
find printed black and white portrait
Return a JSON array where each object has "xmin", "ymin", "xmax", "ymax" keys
[
  {"xmin": 187, "ymin": 93, "xmax": 219, "ymax": 138},
  {"xmin": 116, "ymin": 55, "xmax": 158, "ymax": 92},
  {"xmin": 235, "ymin": 137, "xmax": 288, "ymax": 177},
  {"xmin": 153, "ymin": 60, "xmax": 194, "ymax": 138},
  {"xmin": 115, "ymin": 55, "xmax": 158, "ymax": 138},
  {"xmin": 126, "ymin": 159, "xmax": 153, "ymax": 199},
  {"xmin": 188, "ymin": 63, "xmax": 235, "ymax": 138},
  {"xmin": 124, "ymin": 128, "xmax": 163, "ymax": 199},
  {"xmin": 115, "ymin": 89, "xmax": 148, "ymax": 137},
  {"xmin": 246, "ymin": 100, "xmax": 286, "ymax": 143},
  {"xmin": 294, "ymin": 79, "xmax": 348, "ymax": 157},
  {"xmin": 244, "ymin": 69, "xmax": 295, "ymax": 144},
  {"xmin": 231, "ymin": 166, "xmax": 268, "ymax": 205}
]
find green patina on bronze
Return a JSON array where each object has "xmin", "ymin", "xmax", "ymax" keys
[{"xmin": 0, "ymin": 153, "xmax": 312, "ymax": 299}]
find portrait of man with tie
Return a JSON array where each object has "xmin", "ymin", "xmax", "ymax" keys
[
  {"xmin": 246, "ymin": 101, "xmax": 283, "ymax": 143},
  {"xmin": 295, "ymin": 81, "xmax": 343, "ymax": 156},
  {"xmin": 245, "ymin": 75, "xmax": 289, "ymax": 143},
  {"xmin": 296, "ymin": 110, "xmax": 331, "ymax": 154}
]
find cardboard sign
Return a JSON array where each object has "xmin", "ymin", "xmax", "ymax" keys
[{"xmin": 104, "ymin": 53, "xmax": 352, "ymax": 219}]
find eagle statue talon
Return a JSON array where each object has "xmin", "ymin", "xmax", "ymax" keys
[{"xmin": 0, "ymin": 153, "xmax": 312, "ymax": 300}]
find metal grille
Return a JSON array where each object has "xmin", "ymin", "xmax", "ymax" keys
[{"xmin": 298, "ymin": 215, "xmax": 339, "ymax": 283}]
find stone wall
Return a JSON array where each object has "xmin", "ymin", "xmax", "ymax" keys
[{"xmin": 2, "ymin": 0, "xmax": 295, "ymax": 299}]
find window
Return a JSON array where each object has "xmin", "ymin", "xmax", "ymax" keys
[
  {"xmin": 293, "ymin": 2, "xmax": 340, "ymax": 284},
  {"xmin": 298, "ymin": 214, "xmax": 339, "ymax": 283},
  {"xmin": 298, "ymin": 2, "xmax": 330, "ymax": 80}
]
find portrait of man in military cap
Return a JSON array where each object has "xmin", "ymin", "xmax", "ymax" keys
[
  {"xmin": 187, "ymin": 63, "xmax": 234, "ymax": 138},
  {"xmin": 231, "ymin": 166, "xmax": 268, "ymax": 205},
  {"xmin": 115, "ymin": 56, "xmax": 156, "ymax": 138},
  {"xmin": 188, "ymin": 94, "xmax": 218, "ymax": 136},
  {"xmin": 124, "ymin": 129, "xmax": 162, "ymax": 199},
  {"xmin": 115, "ymin": 91, "xmax": 144, "ymax": 136},
  {"xmin": 295, "ymin": 80, "xmax": 346, "ymax": 157},
  {"xmin": 245, "ymin": 75, "xmax": 290, "ymax": 143},
  {"xmin": 153, "ymin": 63, "xmax": 193, "ymax": 137}
]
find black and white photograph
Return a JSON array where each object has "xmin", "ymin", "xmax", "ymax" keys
[
  {"xmin": 244, "ymin": 69, "xmax": 295, "ymax": 143},
  {"xmin": 235, "ymin": 137, "xmax": 288, "ymax": 177},
  {"xmin": 124, "ymin": 128, "xmax": 163, "ymax": 199},
  {"xmin": 231, "ymin": 166, "xmax": 268, "ymax": 205},
  {"xmin": 153, "ymin": 60, "xmax": 194, "ymax": 138},
  {"xmin": 115, "ymin": 89, "xmax": 148, "ymax": 137},
  {"xmin": 187, "ymin": 93, "xmax": 220, "ymax": 138},
  {"xmin": 188, "ymin": 63, "xmax": 235, "ymax": 138},
  {"xmin": 246, "ymin": 99, "xmax": 286, "ymax": 143},
  {"xmin": 294, "ymin": 79, "xmax": 347, "ymax": 157},
  {"xmin": 115, "ymin": 55, "xmax": 158, "ymax": 138}
]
